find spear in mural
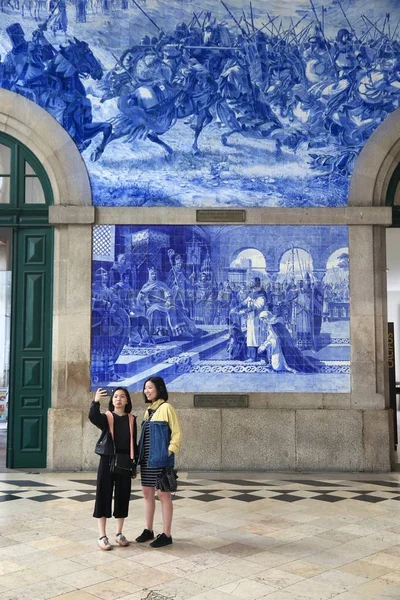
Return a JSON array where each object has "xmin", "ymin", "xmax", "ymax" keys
[
  {"xmin": 309, "ymin": 0, "xmax": 339, "ymax": 79},
  {"xmin": 246, "ymin": 15, "xmax": 279, "ymax": 39},
  {"xmin": 288, "ymin": 17, "xmax": 302, "ymax": 44},
  {"xmin": 382, "ymin": 13, "xmax": 389, "ymax": 36},
  {"xmin": 221, "ymin": 0, "xmax": 250, "ymax": 38},
  {"xmin": 242, "ymin": 10, "xmax": 252, "ymax": 35},
  {"xmin": 266, "ymin": 11, "xmax": 281, "ymax": 37},
  {"xmin": 297, "ymin": 22, "xmax": 313, "ymax": 44},
  {"xmin": 33, "ymin": 0, "xmax": 63, "ymax": 37},
  {"xmin": 336, "ymin": 0, "xmax": 361, "ymax": 44},
  {"xmin": 167, "ymin": 249, "xmax": 188, "ymax": 313},
  {"xmin": 360, "ymin": 24, "xmax": 374, "ymax": 42},
  {"xmin": 392, "ymin": 18, "xmax": 400, "ymax": 40},
  {"xmin": 298, "ymin": 22, "xmax": 314, "ymax": 44},
  {"xmin": 110, "ymin": 51, "xmax": 136, "ymax": 83},
  {"xmin": 131, "ymin": 0, "xmax": 162, "ymax": 32},
  {"xmin": 362, "ymin": 15, "xmax": 389, "ymax": 40},
  {"xmin": 283, "ymin": 16, "xmax": 309, "ymax": 44},
  {"xmin": 192, "ymin": 11, "xmax": 204, "ymax": 28}
]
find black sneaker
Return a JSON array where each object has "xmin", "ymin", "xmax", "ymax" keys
[
  {"xmin": 135, "ymin": 528, "xmax": 154, "ymax": 543},
  {"xmin": 149, "ymin": 533, "xmax": 172, "ymax": 548}
]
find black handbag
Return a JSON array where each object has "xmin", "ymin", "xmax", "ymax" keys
[
  {"xmin": 95, "ymin": 430, "xmax": 114, "ymax": 456},
  {"xmin": 105, "ymin": 411, "xmax": 137, "ymax": 479},
  {"xmin": 156, "ymin": 467, "xmax": 178, "ymax": 492},
  {"xmin": 110, "ymin": 453, "xmax": 137, "ymax": 478}
]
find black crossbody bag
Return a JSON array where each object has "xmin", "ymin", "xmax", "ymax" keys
[{"xmin": 106, "ymin": 411, "xmax": 137, "ymax": 478}]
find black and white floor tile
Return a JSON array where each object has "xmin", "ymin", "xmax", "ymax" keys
[{"xmin": 1, "ymin": 476, "xmax": 400, "ymax": 504}]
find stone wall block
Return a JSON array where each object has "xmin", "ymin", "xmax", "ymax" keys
[
  {"xmin": 47, "ymin": 408, "xmax": 83, "ymax": 470},
  {"xmin": 49, "ymin": 206, "xmax": 95, "ymax": 224},
  {"xmin": 221, "ymin": 409, "xmax": 295, "ymax": 470},
  {"xmin": 52, "ymin": 225, "xmax": 92, "ymax": 408},
  {"xmin": 350, "ymin": 316, "xmax": 377, "ymax": 363},
  {"xmin": 362, "ymin": 410, "xmax": 393, "ymax": 471},
  {"xmin": 177, "ymin": 409, "xmax": 221, "ymax": 470},
  {"xmin": 373, "ymin": 227, "xmax": 389, "ymax": 370},
  {"xmin": 344, "ymin": 207, "xmax": 391, "ymax": 224},
  {"xmin": 349, "ymin": 226, "xmax": 375, "ymax": 316},
  {"xmin": 349, "ymin": 172, "xmax": 377, "ymax": 206},
  {"xmin": 266, "ymin": 393, "xmax": 323, "ymax": 409},
  {"xmin": 296, "ymin": 410, "xmax": 363, "ymax": 471},
  {"xmin": 322, "ymin": 394, "xmax": 351, "ymax": 409},
  {"xmin": 350, "ymin": 361, "xmax": 386, "ymax": 409},
  {"xmin": 83, "ymin": 417, "xmax": 100, "ymax": 471}
]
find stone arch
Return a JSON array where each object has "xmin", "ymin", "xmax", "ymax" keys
[
  {"xmin": 319, "ymin": 244, "xmax": 349, "ymax": 273},
  {"xmin": 230, "ymin": 246, "xmax": 268, "ymax": 269},
  {"xmin": 276, "ymin": 246, "xmax": 313, "ymax": 275},
  {"xmin": 0, "ymin": 89, "xmax": 91, "ymax": 206},
  {"xmin": 349, "ymin": 106, "xmax": 400, "ymax": 207}
]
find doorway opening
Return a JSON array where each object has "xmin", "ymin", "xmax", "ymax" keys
[
  {"xmin": 0, "ymin": 132, "xmax": 53, "ymax": 469},
  {"xmin": 0, "ymin": 230, "xmax": 11, "ymax": 469},
  {"xmin": 387, "ymin": 229, "xmax": 400, "ymax": 462}
]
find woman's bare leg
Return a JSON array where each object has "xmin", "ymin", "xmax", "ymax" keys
[
  {"xmin": 142, "ymin": 486, "xmax": 156, "ymax": 530},
  {"xmin": 115, "ymin": 517, "xmax": 125, "ymax": 534},
  {"xmin": 158, "ymin": 490, "xmax": 173, "ymax": 537},
  {"xmin": 97, "ymin": 517, "xmax": 107, "ymax": 538}
]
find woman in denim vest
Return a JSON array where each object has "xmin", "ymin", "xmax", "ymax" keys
[{"xmin": 136, "ymin": 376, "xmax": 181, "ymax": 547}]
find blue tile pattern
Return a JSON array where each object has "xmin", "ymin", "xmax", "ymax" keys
[
  {"xmin": 0, "ymin": 1, "xmax": 399, "ymax": 207},
  {"xmin": 91, "ymin": 225, "xmax": 350, "ymax": 392}
]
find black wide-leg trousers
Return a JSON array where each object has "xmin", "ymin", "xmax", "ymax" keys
[{"xmin": 93, "ymin": 455, "xmax": 131, "ymax": 519}]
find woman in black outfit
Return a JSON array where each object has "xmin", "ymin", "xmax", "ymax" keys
[{"xmin": 89, "ymin": 387, "xmax": 137, "ymax": 550}]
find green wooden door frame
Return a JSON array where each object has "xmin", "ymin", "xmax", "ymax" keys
[{"xmin": 0, "ymin": 132, "xmax": 54, "ymax": 468}]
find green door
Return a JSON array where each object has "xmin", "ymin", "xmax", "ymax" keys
[
  {"xmin": 0, "ymin": 133, "xmax": 53, "ymax": 468},
  {"xmin": 9, "ymin": 228, "xmax": 53, "ymax": 467}
]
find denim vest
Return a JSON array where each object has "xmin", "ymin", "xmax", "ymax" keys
[{"xmin": 138, "ymin": 420, "xmax": 175, "ymax": 468}]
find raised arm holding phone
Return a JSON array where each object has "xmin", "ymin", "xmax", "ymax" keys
[{"xmin": 89, "ymin": 387, "xmax": 137, "ymax": 551}]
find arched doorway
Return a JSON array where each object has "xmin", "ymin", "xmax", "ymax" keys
[
  {"xmin": 0, "ymin": 89, "xmax": 92, "ymax": 469},
  {"xmin": 0, "ymin": 132, "xmax": 53, "ymax": 468}
]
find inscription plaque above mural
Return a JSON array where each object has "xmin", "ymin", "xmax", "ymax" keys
[
  {"xmin": 0, "ymin": 1, "xmax": 399, "ymax": 207},
  {"xmin": 91, "ymin": 225, "xmax": 350, "ymax": 392}
]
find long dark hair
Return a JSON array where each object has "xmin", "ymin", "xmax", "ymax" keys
[
  {"xmin": 108, "ymin": 387, "xmax": 132, "ymax": 413},
  {"xmin": 142, "ymin": 376, "xmax": 169, "ymax": 402}
]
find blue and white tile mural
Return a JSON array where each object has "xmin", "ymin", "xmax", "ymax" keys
[
  {"xmin": 91, "ymin": 225, "xmax": 350, "ymax": 392},
  {"xmin": 0, "ymin": 1, "xmax": 399, "ymax": 207}
]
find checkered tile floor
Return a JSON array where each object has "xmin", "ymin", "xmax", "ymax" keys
[
  {"xmin": 1, "ymin": 476, "xmax": 400, "ymax": 504},
  {"xmin": 1, "ymin": 472, "xmax": 400, "ymax": 600}
]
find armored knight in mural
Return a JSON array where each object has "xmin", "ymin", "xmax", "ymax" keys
[
  {"xmin": 75, "ymin": 0, "xmax": 87, "ymax": 23},
  {"xmin": 49, "ymin": 0, "xmax": 68, "ymax": 34},
  {"xmin": 312, "ymin": 279, "xmax": 324, "ymax": 342},
  {"xmin": 91, "ymin": 267, "xmax": 128, "ymax": 383},
  {"xmin": 109, "ymin": 253, "xmax": 132, "ymax": 288},
  {"xmin": 2, "ymin": 23, "xmax": 48, "ymax": 102},
  {"xmin": 293, "ymin": 278, "xmax": 313, "ymax": 350},
  {"xmin": 166, "ymin": 250, "xmax": 192, "ymax": 315},
  {"xmin": 239, "ymin": 277, "xmax": 267, "ymax": 362},
  {"xmin": 272, "ymin": 281, "xmax": 284, "ymax": 315},
  {"xmin": 193, "ymin": 271, "xmax": 215, "ymax": 325},
  {"xmin": 215, "ymin": 280, "xmax": 233, "ymax": 326}
]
